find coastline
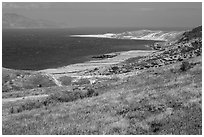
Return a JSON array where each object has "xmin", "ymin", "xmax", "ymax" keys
[
  {"xmin": 2, "ymin": 49, "xmax": 155, "ymax": 76},
  {"xmin": 3, "ymin": 49, "xmax": 155, "ymax": 87},
  {"xmin": 39, "ymin": 50, "xmax": 155, "ymax": 76},
  {"xmin": 70, "ymin": 34, "xmax": 166, "ymax": 41}
]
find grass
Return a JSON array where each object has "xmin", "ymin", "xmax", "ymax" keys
[
  {"xmin": 47, "ymin": 88, "xmax": 98, "ymax": 103},
  {"xmin": 2, "ymin": 71, "xmax": 56, "ymax": 92},
  {"xmin": 2, "ymin": 88, "xmax": 47, "ymax": 99},
  {"xmin": 58, "ymin": 76, "xmax": 73, "ymax": 86},
  {"xmin": 4, "ymin": 88, "xmax": 99, "ymax": 115},
  {"xmin": 2, "ymin": 56, "xmax": 202, "ymax": 135},
  {"xmin": 13, "ymin": 74, "xmax": 56, "ymax": 89},
  {"xmin": 72, "ymin": 78, "xmax": 91, "ymax": 85}
]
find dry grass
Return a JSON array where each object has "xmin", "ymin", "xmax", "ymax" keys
[
  {"xmin": 58, "ymin": 76, "xmax": 73, "ymax": 86},
  {"xmin": 2, "ymin": 69, "xmax": 56, "ymax": 92},
  {"xmin": 2, "ymin": 56, "xmax": 202, "ymax": 135},
  {"xmin": 3, "ymin": 88, "xmax": 99, "ymax": 116}
]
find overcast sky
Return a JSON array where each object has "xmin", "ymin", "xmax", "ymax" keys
[{"xmin": 3, "ymin": 2, "xmax": 202, "ymax": 28}]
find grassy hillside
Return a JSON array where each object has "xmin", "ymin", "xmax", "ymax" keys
[{"xmin": 2, "ymin": 26, "xmax": 202, "ymax": 135}]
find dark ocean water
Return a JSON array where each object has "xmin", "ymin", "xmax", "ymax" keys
[{"xmin": 2, "ymin": 28, "xmax": 185, "ymax": 70}]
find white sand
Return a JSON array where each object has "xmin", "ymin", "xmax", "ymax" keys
[{"xmin": 39, "ymin": 50, "xmax": 155, "ymax": 75}]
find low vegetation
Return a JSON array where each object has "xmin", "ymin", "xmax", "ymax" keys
[
  {"xmin": 6, "ymin": 88, "xmax": 99, "ymax": 115},
  {"xmin": 180, "ymin": 61, "xmax": 191, "ymax": 71},
  {"xmin": 58, "ymin": 76, "xmax": 73, "ymax": 86},
  {"xmin": 2, "ymin": 26, "xmax": 202, "ymax": 135},
  {"xmin": 2, "ymin": 71, "xmax": 56, "ymax": 92},
  {"xmin": 72, "ymin": 78, "xmax": 90, "ymax": 85},
  {"xmin": 2, "ymin": 56, "xmax": 202, "ymax": 134}
]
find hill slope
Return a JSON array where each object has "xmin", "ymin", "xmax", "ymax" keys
[
  {"xmin": 2, "ymin": 26, "xmax": 202, "ymax": 135},
  {"xmin": 71, "ymin": 29, "xmax": 184, "ymax": 41}
]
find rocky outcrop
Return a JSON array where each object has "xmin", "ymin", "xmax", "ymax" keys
[
  {"xmin": 85, "ymin": 26, "xmax": 202, "ymax": 76},
  {"xmin": 92, "ymin": 53, "xmax": 118, "ymax": 59}
]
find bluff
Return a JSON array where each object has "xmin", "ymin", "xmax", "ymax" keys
[{"xmin": 86, "ymin": 26, "xmax": 202, "ymax": 75}]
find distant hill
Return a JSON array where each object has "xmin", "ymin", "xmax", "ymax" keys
[
  {"xmin": 71, "ymin": 30, "xmax": 184, "ymax": 41},
  {"xmin": 114, "ymin": 30, "xmax": 184, "ymax": 41},
  {"xmin": 2, "ymin": 13, "xmax": 60, "ymax": 29}
]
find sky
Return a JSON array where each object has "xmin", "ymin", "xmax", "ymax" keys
[{"xmin": 2, "ymin": 2, "xmax": 202, "ymax": 28}]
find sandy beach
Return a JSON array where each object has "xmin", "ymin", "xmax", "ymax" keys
[
  {"xmin": 3, "ymin": 50, "xmax": 155, "ymax": 87},
  {"xmin": 36, "ymin": 50, "xmax": 156, "ymax": 86},
  {"xmin": 39, "ymin": 50, "xmax": 155, "ymax": 76}
]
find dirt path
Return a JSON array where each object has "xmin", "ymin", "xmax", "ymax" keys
[
  {"xmin": 2, "ymin": 94, "xmax": 49, "ymax": 104},
  {"xmin": 45, "ymin": 73, "xmax": 62, "ymax": 86}
]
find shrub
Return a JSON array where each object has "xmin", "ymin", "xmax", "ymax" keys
[
  {"xmin": 23, "ymin": 75, "xmax": 56, "ymax": 89},
  {"xmin": 47, "ymin": 88, "xmax": 98, "ymax": 103},
  {"xmin": 111, "ymin": 66, "xmax": 119, "ymax": 72},
  {"xmin": 180, "ymin": 61, "xmax": 191, "ymax": 71},
  {"xmin": 86, "ymin": 88, "xmax": 98, "ymax": 97},
  {"xmin": 72, "ymin": 78, "xmax": 90, "ymax": 85},
  {"xmin": 58, "ymin": 76, "xmax": 73, "ymax": 86},
  {"xmin": 48, "ymin": 91, "xmax": 78, "ymax": 102},
  {"xmin": 10, "ymin": 100, "xmax": 45, "ymax": 114},
  {"xmin": 9, "ymin": 89, "xmax": 99, "ymax": 114}
]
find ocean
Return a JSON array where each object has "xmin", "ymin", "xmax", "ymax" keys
[{"xmin": 2, "ymin": 27, "xmax": 186, "ymax": 70}]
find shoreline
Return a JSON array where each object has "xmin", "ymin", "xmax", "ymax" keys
[
  {"xmin": 70, "ymin": 34, "xmax": 166, "ymax": 42},
  {"xmin": 38, "ymin": 50, "xmax": 155, "ymax": 76},
  {"xmin": 2, "ymin": 50, "xmax": 154, "ymax": 74}
]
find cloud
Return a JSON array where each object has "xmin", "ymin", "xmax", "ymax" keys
[{"xmin": 2, "ymin": 2, "xmax": 52, "ymax": 10}]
